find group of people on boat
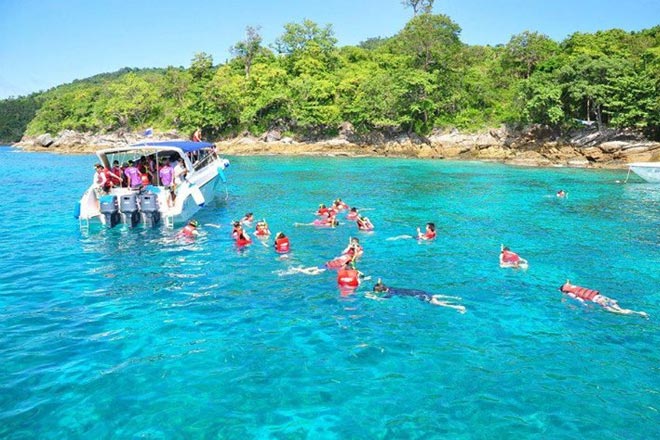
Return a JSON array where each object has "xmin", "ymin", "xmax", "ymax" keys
[{"xmin": 92, "ymin": 155, "xmax": 188, "ymax": 195}]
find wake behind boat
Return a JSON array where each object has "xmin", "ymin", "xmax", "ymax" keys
[
  {"xmin": 628, "ymin": 162, "xmax": 660, "ymax": 183},
  {"xmin": 76, "ymin": 140, "xmax": 229, "ymax": 229}
]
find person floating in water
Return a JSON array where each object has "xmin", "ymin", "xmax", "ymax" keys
[
  {"xmin": 556, "ymin": 189, "xmax": 567, "ymax": 198},
  {"xmin": 234, "ymin": 223, "xmax": 252, "ymax": 246},
  {"xmin": 179, "ymin": 219, "xmax": 199, "ymax": 238},
  {"xmin": 337, "ymin": 261, "xmax": 364, "ymax": 292},
  {"xmin": 346, "ymin": 207, "xmax": 359, "ymax": 221},
  {"xmin": 356, "ymin": 215, "xmax": 374, "ymax": 231},
  {"xmin": 559, "ymin": 280, "xmax": 648, "ymax": 318},
  {"xmin": 274, "ymin": 232, "xmax": 290, "ymax": 253},
  {"xmin": 499, "ymin": 245, "xmax": 528, "ymax": 269},
  {"xmin": 241, "ymin": 212, "xmax": 254, "ymax": 225},
  {"xmin": 367, "ymin": 279, "xmax": 466, "ymax": 313},
  {"xmin": 317, "ymin": 204, "xmax": 330, "ymax": 217},
  {"xmin": 255, "ymin": 219, "xmax": 271, "ymax": 237},
  {"xmin": 417, "ymin": 222, "xmax": 436, "ymax": 240},
  {"xmin": 333, "ymin": 198, "xmax": 349, "ymax": 211},
  {"xmin": 231, "ymin": 221, "xmax": 242, "ymax": 239},
  {"xmin": 342, "ymin": 237, "xmax": 364, "ymax": 262}
]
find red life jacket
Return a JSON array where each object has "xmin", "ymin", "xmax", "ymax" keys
[
  {"xmin": 424, "ymin": 230, "xmax": 436, "ymax": 239},
  {"xmin": 337, "ymin": 269, "xmax": 359, "ymax": 287},
  {"xmin": 182, "ymin": 225, "xmax": 196, "ymax": 237},
  {"xmin": 255, "ymin": 227, "xmax": 270, "ymax": 236},
  {"xmin": 275, "ymin": 237, "xmax": 290, "ymax": 253},
  {"xmin": 326, "ymin": 254, "xmax": 351, "ymax": 270},
  {"xmin": 235, "ymin": 233, "xmax": 252, "ymax": 246},
  {"xmin": 501, "ymin": 250, "xmax": 520, "ymax": 263},
  {"xmin": 141, "ymin": 173, "xmax": 150, "ymax": 185},
  {"xmin": 561, "ymin": 283, "xmax": 599, "ymax": 301},
  {"xmin": 110, "ymin": 167, "xmax": 122, "ymax": 185}
]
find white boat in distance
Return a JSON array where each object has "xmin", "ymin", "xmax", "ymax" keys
[
  {"xmin": 77, "ymin": 140, "xmax": 229, "ymax": 229},
  {"xmin": 628, "ymin": 162, "xmax": 660, "ymax": 183}
]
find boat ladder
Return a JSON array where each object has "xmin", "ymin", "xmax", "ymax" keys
[
  {"xmin": 79, "ymin": 217, "xmax": 90, "ymax": 232},
  {"xmin": 165, "ymin": 215, "xmax": 174, "ymax": 229}
]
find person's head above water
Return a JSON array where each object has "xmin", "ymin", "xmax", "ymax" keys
[
  {"xmin": 427, "ymin": 222, "xmax": 435, "ymax": 231},
  {"xmin": 275, "ymin": 232, "xmax": 286, "ymax": 239},
  {"xmin": 373, "ymin": 278, "xmax": 388, "ymax": 292},
  {"xmin": 188, "ymin": 219, "xmax": 199, "ymax": 228}
]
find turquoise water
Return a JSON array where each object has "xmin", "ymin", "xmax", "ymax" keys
[{"xmin": 0, "ymin": 146, "xmax": 658, "ymax": 439}]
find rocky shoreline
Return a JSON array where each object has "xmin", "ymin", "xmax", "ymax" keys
[{"xmin": 14, "ymin": 126, "xmax": 660, "ymax": 168}]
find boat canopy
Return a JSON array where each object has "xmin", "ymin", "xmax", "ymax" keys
[{"xmin": 131, "ymin": 140, "xmax": 215, "ymax": 153}]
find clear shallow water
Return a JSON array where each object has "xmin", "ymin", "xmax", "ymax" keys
[{"xmin": 0, "ymin": 147, "xmax": 658, "ymax": 439}]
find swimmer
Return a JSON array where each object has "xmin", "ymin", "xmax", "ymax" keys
[
  {"xmin": 367, "ymin": 279, "xmax": 466, "ymax": 313},
  {"xmin": 234, "ymin": 224, "xmax": 252, "ymax": 246},
  {"xmin": 346, "ymin": 207, "xmax": 359, "ymax": 221},
  {"xmin": 231, "ymin": 220, "xmax": 241, "ymax": 239},
  {"xmin": 317, "ymin": 204, "xmax": 329, "ymax": 216},
  {"xmin": 356, "ymin": 216, "xmax": 374, "ymax": 231},
  {"xmin": 179, "ymin": 219, "xmax": 199, "ymax": 238},
  {"xmin": 337, "ymin": 261, "xmax": 364, "ymax": 290},
  {"xmin": 499, "ymin": 245, "xmax": 528, "ymax": 269},
  {"xmin": 241, "ymin": 212, "xmax": 254, "ymax": 225},
  {"xmin": 333, "ymin": 198, "xmax": 349, "ymax": 211},
  {"xmin": 342, "ymin": 237, "xmax": 364, "ymax": 261},
  {"xmin": 559, "ymin": 280, "xmax": 648, "ymax": 318},
  {"xmin": 274, "ymin": 232, "xmax": 290, "ymax": 253},
  {"xmin": 417, "ymin": 222, "xmax": 436, "ymax": 240},
  {"xmin": 556, "ymin": 189, "xmax": 567, "ymax": 198},
  {"xmin": 255, "ymin": 219, "xmax": 271, "ymax": 237}
]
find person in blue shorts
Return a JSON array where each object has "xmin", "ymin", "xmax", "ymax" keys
[{"xmin": 367, "ymin": 279, "xmax": 466, "ymax": 313}]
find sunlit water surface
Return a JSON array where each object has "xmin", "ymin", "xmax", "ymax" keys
[{"xmin": 0, "ymin": 147, "xmax": 658, "ymax": 439}]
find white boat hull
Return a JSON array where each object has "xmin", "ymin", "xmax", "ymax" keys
[
  {"xmin": 77, "ymin": 141, "xmax": 229, "ymax": 229},
  {"xmin": 629, "ymin": 162, "xmax": 660, "ymax": 183}
]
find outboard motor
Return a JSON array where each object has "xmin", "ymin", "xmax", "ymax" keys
[
  {"xmin": 99, "ymin": 195, "xmax": 120, "ymax": 228},
  {"xmin": 139, "ymin": 192, "xmax": 161, "ymax": 227},
  {"xmin": 119, "ymin": 193, "xmax": 140, "ymax": 228}
]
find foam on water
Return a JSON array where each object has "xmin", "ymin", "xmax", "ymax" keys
[{"xmin": 0, "ymin": 148, "xmax": 659, "ymax": 438}]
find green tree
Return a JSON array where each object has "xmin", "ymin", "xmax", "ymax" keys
[
  {"xmin": 391, "ymin": 14, "xmax": 462, "ymax": 72},
  {"xmin": 273, "ymin": 19, "xmax": 338, "ymax": 74},
  {"xmin": 502, "ymin": 31, "xmax": 559, "ymax": 79},
  {"xmin": 189, "ymin": 52, "xmax": 215, "ymax": 81},
  {"xmin": 231, "ymin": 26, "xmax": 264, "ymax": 78}
]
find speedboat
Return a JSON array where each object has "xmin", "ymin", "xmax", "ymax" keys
[
  {"xmin": 628, "ymin": 162, "xmax": 660, "ymax": 183},
  {"xmin": 76, "ymin": 140, "xmax": 230, "ymax": 229}
]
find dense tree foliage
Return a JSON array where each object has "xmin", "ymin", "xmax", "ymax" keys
[{"xmin": 0, "ymin": 15, "xmax": 658, "ymax": 143}]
